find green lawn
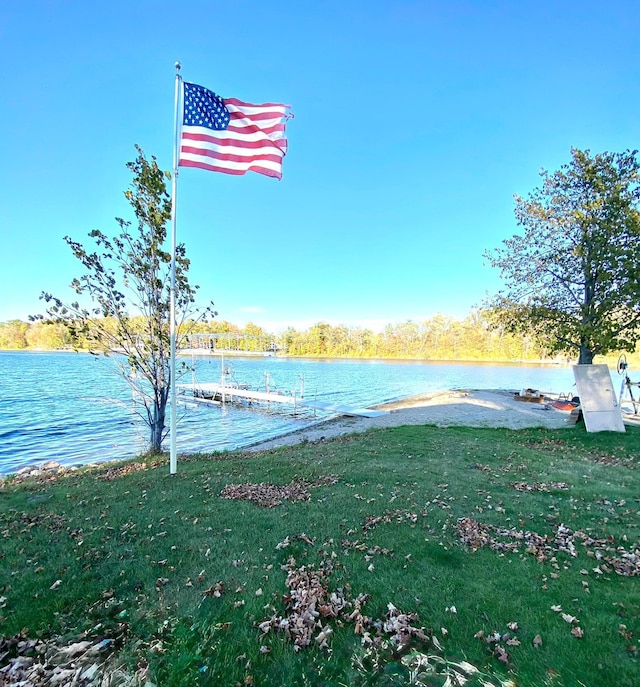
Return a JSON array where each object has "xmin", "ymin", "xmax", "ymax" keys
[{"xmin": 1, "ymin": 423, "xmax": 638, "ymax": 686}]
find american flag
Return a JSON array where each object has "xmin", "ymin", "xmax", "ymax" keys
[{"xmin": 179, "ymin": 82, "xmax": 292, "ymax": 180}]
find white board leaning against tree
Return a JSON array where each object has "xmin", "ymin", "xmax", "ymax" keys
[{"xmin": 573, "ymin": 364, "xmax": 625, "ymax": 433}]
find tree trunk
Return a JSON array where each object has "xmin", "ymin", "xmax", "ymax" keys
[
  {"xmin": 149, "ymin": 399, "xmax": 166, "ymax": 453},
  {"xmin": 578, "ymin": 344, "xmax": 595, "ymax": 364}
]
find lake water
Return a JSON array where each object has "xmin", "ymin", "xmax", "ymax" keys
[{"xmin": 0, "ymin": 351, "xmax": 578, "ymax": 476}]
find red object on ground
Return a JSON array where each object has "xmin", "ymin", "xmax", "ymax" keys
[{"xmin": 552, "ymin": 400, "xmax": 578, "ymax": 411}]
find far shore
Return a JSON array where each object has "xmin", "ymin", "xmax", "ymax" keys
[{"xmin": 0, "ymin": 347, "xmax": 575, "ymax": 366}]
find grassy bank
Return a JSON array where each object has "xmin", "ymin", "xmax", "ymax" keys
[{"xmin": 1, "ymin": 423, "xmax": 638, "ymax": 686}]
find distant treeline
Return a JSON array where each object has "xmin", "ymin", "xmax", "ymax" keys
[{"xmin": 0, "ymin": 311, "xmax": 556, "ymax": 362}]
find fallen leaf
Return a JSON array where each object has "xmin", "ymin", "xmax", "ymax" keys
[
  {"xmin": 532, "ymin": 634, "xmax": 543, "ymax": 648},
  {"xmin": 258, "ymin": 620, "xmax": 271, "ymax": 635},
  {"xmin": 203, "ymin": 582, "xmax": 224, "ymax": 598},
  {"xmin": 315, "ymin": 626, "xmax": 333, "ymax": 648},
  {"xmin": 50, "ymin": 580, "xmax": 62, "ymax": 590},
  {"xmin": 494, "ymin": 645, "xmax": 510, "ymax": 664},
  {"xmin": 571, "ymin": 626, "xmax": 584, "ymax": 638}
]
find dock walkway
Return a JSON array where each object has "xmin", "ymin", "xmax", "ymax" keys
[{"xmin": 177, "ymin": 382, "xmax": 387, "ymax": 418}]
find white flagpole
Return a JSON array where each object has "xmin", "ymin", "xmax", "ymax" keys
[{"xmin": 169, "ymin": 61, "xmax": 182, "ymax": 475}]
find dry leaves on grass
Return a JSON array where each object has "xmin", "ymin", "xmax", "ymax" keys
[
  {"xmin": 520, "ymin": 440, "xmax": 633, "ymax": 468},
  {"xmin": 203, "ymin": 581, "xmax": 225, "ymax": 598},
  {"xmin": 97, "ymin": 460, "xmax": 165, "ymax": 481},
  {"xmin": 474, "ymin": 623, "xmax": 522, "ymax": 667},
  {"xmin": 382, "ymin": 603, "xmax": 435, "ymax": 655},
  {"xmin": 0, "ymin": 631, "xmax": 149, "ymax": 687},
  {"xmin": 275, "ymin": 533, "xmax": 316, "ymax": 550},
  {"xmin": 258, "ymin": 556, "xmax": 359, "ymax": 650},
  {"xmin": 361, "ymin": 509, "xmax": 421, "ymax": 532},
  {"xmin": 456, "ymin": 517, "xmax": 640, "ymax": 575},
  {"xmin": 220, "ymin": 476, "xmax": 338, "ymax": 508},
  {"xmin": 2, "ymin": 458, "xmax": 167, "ymax": 487},
  {"xmin": 511, "ymin": 481, "xmax": 570, "ymax": 492},
  {"xmin": 551, "ymin": 605, "xmax": 585, "ymax": 638},
  {"xmin": 585, "ymin": 452, "xmax": 637, "ymax": 469},
  {"xmin": 258, "ymin": 556, "xmax": 435, "ymax": 656},
  {"xmin": 341, "ymin": 539, "xmax": 393, "ymax": 558},
  {"xmin": 2, "ymin": 510, "xmax": 69, "ymax": 536}
]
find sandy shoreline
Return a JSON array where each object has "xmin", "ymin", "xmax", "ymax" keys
[
  {"xmin": 8, "ymin": 387, "xmax": 637, "ymax": 480},
  {"xmin": 244, "ymin": 389, "xmax": 577, "ymax": 452}
]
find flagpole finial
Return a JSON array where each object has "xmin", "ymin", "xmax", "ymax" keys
[{"xmin": 175, "ymin": 61, "xmax": 181, "ymax": 72}]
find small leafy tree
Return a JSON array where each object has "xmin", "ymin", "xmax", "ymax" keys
[
  {"xmin": 484, "ymin": 148, "xmax": 640, "ymax": 364},
  {"xmin": 35, "ymin": 146, "xmax": 214, "ymax": 452}
]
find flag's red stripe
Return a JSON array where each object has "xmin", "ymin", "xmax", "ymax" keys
[
  {"xmin": 180, "ymin": 158, "xmax": 282, "ymax": 180},
  {"xmin": 229, "ymin": 111, "xmax": 286, "ymax": 125},
  {"xmin": 227, "ymin": 121, "xmax": 287, "ymax": 136},
  {"xmin": 182, "ymin": 130, "xmax": 286, "ymax": 146},
  {"xmin": 181, "ymin": 146, "xmax": 283, "ymax": 165},
  {"xmin": 182, "ymin": 132, "xmax": 287, "ymax": 152},
  {"xmin": 224, "ymin": 97, "xmax": 290, "ymax": 110}
]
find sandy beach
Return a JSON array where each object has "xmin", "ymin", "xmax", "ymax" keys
[{"xmin": 245, "ymin": 389, "xmax": 579, "ymax": 451}]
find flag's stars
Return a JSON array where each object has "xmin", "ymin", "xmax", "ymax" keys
[{"xmin": 183, "ymin": 82, "xmax": 230, "ymax": 130}]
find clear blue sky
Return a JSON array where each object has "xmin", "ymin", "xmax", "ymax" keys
[{"xmin": 2, "ymin": 1, "xmax": 639, "ymax": 332}]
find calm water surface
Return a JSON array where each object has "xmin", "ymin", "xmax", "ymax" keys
[{"xmin": 0, "ymin": 351, "xmax": 577, "ymax": 475}]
